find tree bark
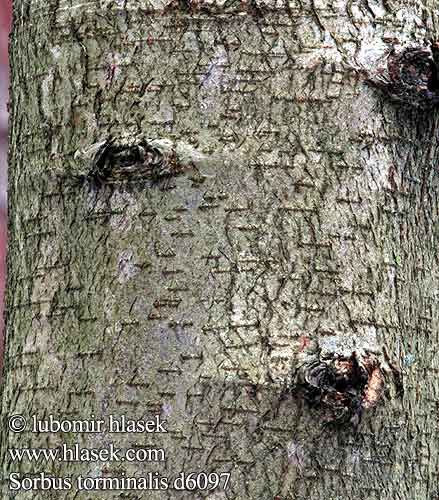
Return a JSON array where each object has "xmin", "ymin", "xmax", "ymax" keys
[{"xmin": 1, "ymin": 0, "xmax": 439, "ymax": 498}]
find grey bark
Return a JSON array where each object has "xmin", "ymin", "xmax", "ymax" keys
[{"xmin": 1, "ymin": 0, "xmax": 439, "ymax": 498}]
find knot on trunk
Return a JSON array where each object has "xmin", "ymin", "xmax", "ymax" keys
[
  {"xmin": 366, "ymin": 42, "xmax": 439, "ymax": 109},
  {"xmin": 88, "ymin": 138, "xmax": 188, "ymax": 188},
  {"xmin": 293, "ymin": 339, "xmax": 384, "ymax": 428}
]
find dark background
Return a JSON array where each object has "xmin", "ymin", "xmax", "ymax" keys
[{"xmin": 0, "ymin": 0, "xmax": 12, "ymax": 372}]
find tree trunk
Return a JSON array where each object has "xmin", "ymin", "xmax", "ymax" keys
[{"xmin": 1, "ymin": 0, "xmax": 439, "ymax": 498}]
